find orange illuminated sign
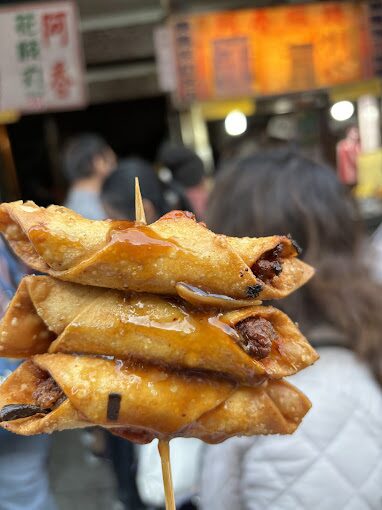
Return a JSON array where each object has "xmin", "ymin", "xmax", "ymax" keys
[{"xmin": 171, "ymin": 2, "xmax": 373, "ymax": 103}]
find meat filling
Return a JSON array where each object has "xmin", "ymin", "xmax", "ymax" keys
[
  {"xmin": 0, "ymin": 376, "xmax": 67, "ymax": 422},
  {"xmin": 33, "ymin": 377, "xmax": 65, "ymax": 409},
  {"xmin": 235, "ymin": 317, "xmax": 277, "ymax": 359},
  {"xmin": 252, "ymin": 243, "xmax": 283, "ymax": 284}
]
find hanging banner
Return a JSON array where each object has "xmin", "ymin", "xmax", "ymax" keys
[
  {"xmin": 0, "ymin": 1, "xmax": 87, "ymax": 113},
  {"xmin": 170, "ymin": 2, "xmax": 373, "ymax": 103}
]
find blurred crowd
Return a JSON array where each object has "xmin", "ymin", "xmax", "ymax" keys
[{"xmin": 1, "ymin": 132, "xmax": 381, "ymax": 510}]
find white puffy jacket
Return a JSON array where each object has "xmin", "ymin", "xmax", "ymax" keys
[{"xmin": 200, "ymin": 347, "xmax": 382, "ymax": 510}]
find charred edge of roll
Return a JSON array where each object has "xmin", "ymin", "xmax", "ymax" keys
[
  {"xmin": 235, "ymin": 317, "xmax": 278, "ymax": 360},
  {"xmin": 0, "ymin": 369, "xmax": 67, "ymax": 423},
  {"xmin": 107, "ymin": 393, "xmax": 122, "ymax": 421},
  {"xmin": 287, "ymin": 234, "xmax": 302, "ymax": 255},
  {"xmin": 246, "ymin": 284, "xmax": 263, "ymax": 298}
]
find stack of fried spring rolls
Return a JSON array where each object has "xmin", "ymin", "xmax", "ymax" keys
[{"xmin": 0, "ymin": 202, "xmax": 318, "ymax": 444}]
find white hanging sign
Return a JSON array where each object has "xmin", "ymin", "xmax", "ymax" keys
[{"xmin": 0, "ymin": 1, "xmax": 87, "ymax": 113}]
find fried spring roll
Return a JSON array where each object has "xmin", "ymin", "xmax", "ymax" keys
[
  {"xmin": 0, "ymin": 202, "xmax": 314, "ymax": 305},
  {"xmin": 0, "ymin": 354, "xmax": 311, "ymax": 442},
  {"xmin": 225, "ymin": 236, "xmax": 310, "ymax": 300},
  {"xmin": 0, "ymin": 276, "xmax": 318, "ymax": 381}
]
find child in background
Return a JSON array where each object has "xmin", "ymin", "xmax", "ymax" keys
[{"xmin": 0, "ymin": 238, "xmax": 57, "ymax": 510}]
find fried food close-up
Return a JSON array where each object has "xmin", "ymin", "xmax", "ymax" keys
[
  {"xmin": 0, "ymin": 353, "xmax": 311, "ymax": 442},
  {"xmin": 0, "ymin": 201, "xmax": 314, "ymax": 305},
  {"xmin": 0, "ymin": 275, "xmax": 318, "ymax": 381},
  {"xmin": 0, "ymin": 195, "xmax": 318, "ymax": 508}
]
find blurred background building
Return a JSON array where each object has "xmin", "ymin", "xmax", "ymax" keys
[{"xmin": 0, "ymin": 0, "xmax": 381, "ymax": 227}]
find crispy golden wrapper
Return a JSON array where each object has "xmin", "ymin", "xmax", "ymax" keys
[
  {"xmin": 0, "ymin": 354, "xmax": 311, "ymax": 442},
  {"xmin": 0, "ymin": 202, "xmax": 314, "ymax": 305},
  {"xmin": 0, "ymin": 276, "xmax": 318, "ymax": 381}
]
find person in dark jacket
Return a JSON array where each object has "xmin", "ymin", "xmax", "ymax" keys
[
  {"xmin": 157, "ymin": 142, "xmax": 207, "ymax": 218},
  {"xmin": 102, "ymin": 157, "xmax": 169, "ymax": 223}
]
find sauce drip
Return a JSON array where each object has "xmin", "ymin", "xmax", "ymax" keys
[
  {"xmin": 176, "ymin": 282, "xmax": 262, "ymax": 309},
  {"xmin": 158, "ymin": 439, "xmax": 176, "ymax": 510},
  {"xmin": 107, "ymin": 222, "xmax": 177, "ymax": 260}
]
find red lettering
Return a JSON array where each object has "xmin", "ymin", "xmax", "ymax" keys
[
  {"xmin": 322, "ymin": 5, "xmax": 344, "ymax": 23},
  {"xmin": 42, "ymin": 12, "xmax": 68, "ymax": 46},
  {"xmin": 50, "ymin": 61, "xmax": 72, "ymax": 99}
]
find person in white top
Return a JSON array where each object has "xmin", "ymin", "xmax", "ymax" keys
[
  {"xmin": 201, "ymin": 148, "xmax": 382, "ymax": 510},
  {"xmin": 63, "ymin": 133, "xmax": 116, "ymax": 220}
]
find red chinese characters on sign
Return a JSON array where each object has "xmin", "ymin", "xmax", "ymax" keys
[
  {"xmin": 322, "ymin": 5, "xmax": 345, "ymax": 23},
  {"xmin": 215, "ymin": 14, "xmax": 238, "ymax": 33},
  {"xmin": 251, "ymin": 11, "xmax": 270, "ymax": 32},
  {"xmin": 1, "ymin": 1, "xmax": 86, "ymax": 112},
  {"xmin": 42, "ymin": 12, "xmax": 68, "ymax": 46},
  {"xmin": 285, "ymin": 8, "xmax": 308, "ymax": 26},
  {"xmin": 50, "ymin": 61, "xmax": 72, "ymax": 98}
]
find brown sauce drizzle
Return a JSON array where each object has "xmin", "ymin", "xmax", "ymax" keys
[
  {"xmin": 107, "ymin": 222, "xmax": 177, "ymax": 259},
  {"xmin": 176, "ymin": 282, "xmax": 262, "ymax": 307}
]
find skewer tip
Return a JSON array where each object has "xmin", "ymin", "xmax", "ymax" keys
[{"xmin": 135, "ymin": 177, "xmax": 147, "ymax": 225}]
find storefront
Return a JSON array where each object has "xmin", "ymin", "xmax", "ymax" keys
[
  {"xmin": 161, "ymin": 1, "xmax": 382, "ymax": 214},
  {"xmin": 1, "ymin": 0, "xmax": 381, "ymax": 215},
  {"xmin": 0, "ymin": 0, "xmax": 169, "ymax": 203}
]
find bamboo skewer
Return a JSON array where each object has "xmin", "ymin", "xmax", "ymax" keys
[
  {"xmin": 134, "ymin": 177, "xmax": 176, "ymax": 510},
  {"xmin": 135, "ymin": 177, "xmax": 147, "ymax": 224},
  {"xmin": 158, "ymin": 440, "xmax": 176, "ymax": 510}
]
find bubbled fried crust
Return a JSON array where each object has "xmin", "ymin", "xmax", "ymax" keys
[
  {"xmin": 0, "ymin": 201, "xmax": 314, "ymax": 303},
  {"xmin": 0, "ymin": 276, "xmax": 319, "ymax": 382},
  {"xmin": 0, "ymin": 354, "xmax": 312, "ymax": 440}
]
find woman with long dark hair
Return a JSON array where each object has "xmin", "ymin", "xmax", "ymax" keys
[{"xmin": 200, "ymin": 148, "xmax": 382, "ymax": 509}]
